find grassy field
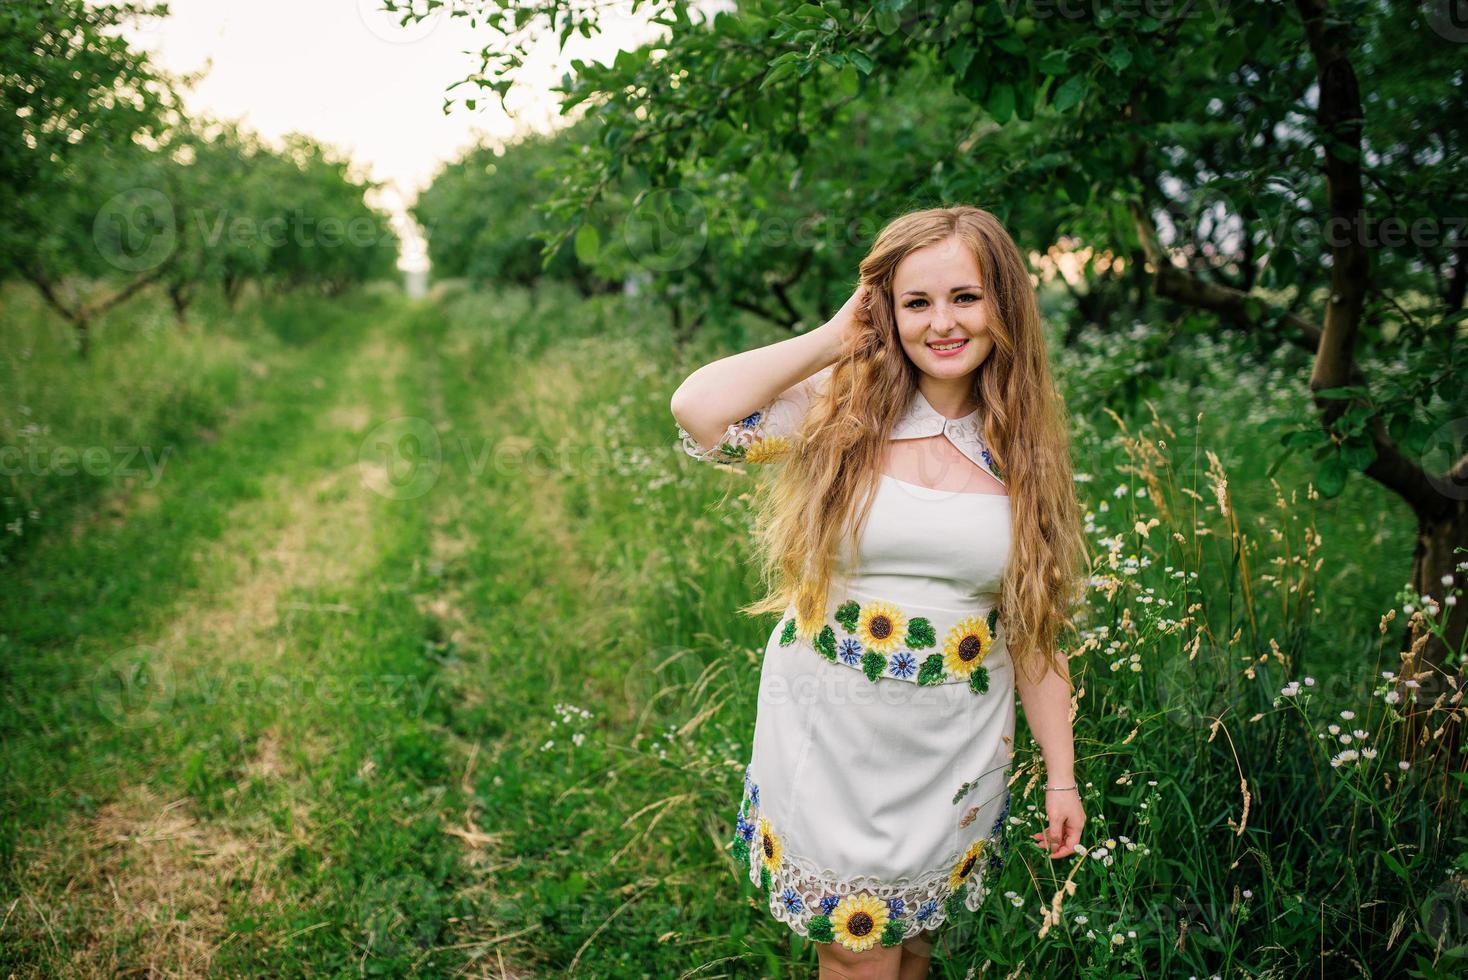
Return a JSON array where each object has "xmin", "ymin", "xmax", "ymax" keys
[{"xmin": 1, "ymin": 281, "xmax": 1462, "ymax": 978}]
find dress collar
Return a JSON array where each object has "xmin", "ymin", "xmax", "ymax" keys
[{"xmin": 890, "ymin": 386, "xmax": 1004, "ymax": 486}]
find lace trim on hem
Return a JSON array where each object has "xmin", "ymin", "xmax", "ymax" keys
[{"xmin": 728, "ymin": 764, "xmax": 1012, "ymax": 950}]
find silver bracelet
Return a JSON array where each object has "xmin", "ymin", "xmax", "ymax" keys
[{"xmin": 1043, "ymin": 784, "xmax": 1078, "ymax": 792}]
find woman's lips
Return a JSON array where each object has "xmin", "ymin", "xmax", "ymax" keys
[{"xmin": 927, "ymin": 338, "xmax": 969, "ymax": 357}]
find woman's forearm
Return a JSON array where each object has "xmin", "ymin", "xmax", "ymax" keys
[
  {"xmin": 1014, "ymin": 657, "xmax": 1077, "ymax": 784},
  {"xmin": 670, "ymin": 319, "xmax": 843, "ymax": 452}
]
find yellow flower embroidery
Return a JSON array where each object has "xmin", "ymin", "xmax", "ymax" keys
[
  {"xmin": 948, "ymin": 838, "xmax": 986, "ymax": 890},
  {"xmin": 744, "ymin": 435, "xmax": 792, "ymax": 463},
  {"xmin": 941, "ymin": 616, "xmax": 992, "ymax": 677},
  {"xmin": 793, "ymin": 612, "xmax": 822, "ymax": 642},
  {"xmin": 757, "ymin": 816, "xmax": 783, "ymax": 873},
  {"xmin": 831, "ymin": 892, "xmax": 890, "ymax": 952},
  {"xmin": 855, "ymin": 600, "xmax": 907, "ymax": 656},
  {"xmin": 792, "ymin": 580, "xmax": 826, "ymax": 641}
]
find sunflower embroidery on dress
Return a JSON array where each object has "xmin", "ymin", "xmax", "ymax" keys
[
  {"xmin": 676, "ymin": 409, "xmax": 794, "ymax": 465},
  {"xmin": 728, "ymin": 765, "xmax": 1004, "ymax": 950},
  {"xmin": 777, "ymin": 597, "xmax": 1000, "ymax": 693}
]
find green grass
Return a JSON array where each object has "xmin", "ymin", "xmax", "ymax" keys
[{"xmin": 1, "ymin": 279, "xmax": 1463, "ymax": 978}]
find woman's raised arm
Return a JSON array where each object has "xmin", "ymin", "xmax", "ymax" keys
[{"xmin": 670, "ymin": 286, "xmax": 866, "ymax": 463}]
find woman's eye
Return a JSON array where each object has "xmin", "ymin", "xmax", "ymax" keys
[{"xmin": 905, "ymin": 293, "xmax": 980, "ymax": 309}]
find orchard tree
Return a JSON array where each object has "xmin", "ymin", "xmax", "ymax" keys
[
  {"xmin": 257, "ymin": 134, "xmax": 399, "ymax": 296},
  {"xmin": 1, "ymin": 0, "xmax": 176, "ymax": 354},
  {"xmin": 401, "ymin": 0, "xmax": 1468, "ymax": 698},
  {"xmin": 413, "ymin": 120, "xmax": 603, "ymax": 299}
]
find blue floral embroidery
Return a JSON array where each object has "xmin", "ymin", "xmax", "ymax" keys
[
  {"xmin": 738, "ymin": 410, "xmax": 762, "ymax": 428},
  {"xmin": 887, "ymin": 897, "xmax": 906, "ymax": 917},
  {"xmin": 736, "ymin": 812, "xmax": 755, "ymax": 842},
  {"xmin": 888, "ymin": 651, "xmax": 917, "ymax": 678},
  {"xmin": 820, "ymin": 895, "xmax": 840, "ymax": 915},
  {"xmin": 837, "ymin": 637, "xmax": 863, "ymax": 666},
  {"xmin": 781, "ymin": 887, "xmax": 804, "ymax": 913},
  {"xmin": 916, "ymin": 898, "xmax": 940, "ymax": 922},
  {"xmin": 750, "ymin": 782, "xmax": 760, "ymax": 808},
  {"xmin": 980, "ymin": 446, "xmax": 1001, "ymax": 480}
]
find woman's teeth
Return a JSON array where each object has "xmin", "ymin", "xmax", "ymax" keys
[{"xmin": 929, "ymin": 339, "xmax": 968, "ymax": 352}]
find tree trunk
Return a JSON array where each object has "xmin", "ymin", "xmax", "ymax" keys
[
  {"xmin": 223, "ymin": 273, "xmax": 241, "ymax": 308},
  {"xmin": 1401, "ymin": 500, "xmax": 1468, "ymax": 756},
  {"xmin": 168, "ymin": 282, "xmax": 190, "ymax": 324}
]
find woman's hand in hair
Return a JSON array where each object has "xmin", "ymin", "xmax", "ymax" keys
[{"xmin": 822, "ymin": 282, "xmax": 872, "ymax": 355}]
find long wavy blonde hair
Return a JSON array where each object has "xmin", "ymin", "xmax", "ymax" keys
[{"xmin": 737, "ymin": 205, "xmax": 1088, "ymax": 684}]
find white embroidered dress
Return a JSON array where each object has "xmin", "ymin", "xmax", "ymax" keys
[{"xmin": 676, "ymin": 366, "xmax": 1015, "ymax": 952}]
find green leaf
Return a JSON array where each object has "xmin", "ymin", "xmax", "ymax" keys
[
  {"xmin": 1282, "ymin": 428, "xmax": 1329, "ymax": 450},
  {"xmin": 848, "ymin": 48, "xmax": 875, "ymax": 75},
  {"xmin": 573, "ymin": 223, "xmax": 599, "ymax": 264},
  {"xmin": 992, "ymin": 34, "xmax": 1026, "ymax": 56},
  {"xmin": 760, "ymin": 61, "xmax": 798, "ymax": 90},
  {"xmin": 984, "ymin": 82, "xmax": 1015, "ymax": 123},
  {"xmin": 1315, "ymin": 385, "xmax": 1370, "ymax": 401},
  {"xmin": 1102, "ymin": 43, "xmax": 1133, "ymax": 73},
  {"xmin": 1037, "ymin": 49, "xmax": 1071, "ymax": 75},
  {"xmin": 1053, "ymin": 74, "xmax": 1087, "ymax": 113},
  {"xmin": 1315, "ymin": 449, "xmax": 1347, "ymax": 498},
  {"xmin": 1341, "ymin": 436, "xmax": 1378, "ymax": 472},
  {"xmin": 947, "ymin": 42, "xmax": 975, "ymax": 78}
]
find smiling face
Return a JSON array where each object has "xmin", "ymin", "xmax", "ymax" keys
[{"xmin": 890, "ymin": 235, "xmax": 994, "ymax": 391}]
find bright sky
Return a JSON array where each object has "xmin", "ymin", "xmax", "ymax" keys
[{"xmin": 122, "ymin": 0, "xmax": 677, "ymax": 270}]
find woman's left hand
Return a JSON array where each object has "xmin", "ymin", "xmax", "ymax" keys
[{"xmin": 1030, "ymin": 790, "xmax": 1085, "ymax": 859}]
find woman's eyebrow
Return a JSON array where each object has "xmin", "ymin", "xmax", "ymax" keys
[{"xmin": 899, "ymin": 284, "xmax": 983, "ymax": 297}]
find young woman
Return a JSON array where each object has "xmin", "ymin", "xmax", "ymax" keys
[{"xmin": 671, "ymin": 205, "xmax": 1089, "ymax": 979}]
